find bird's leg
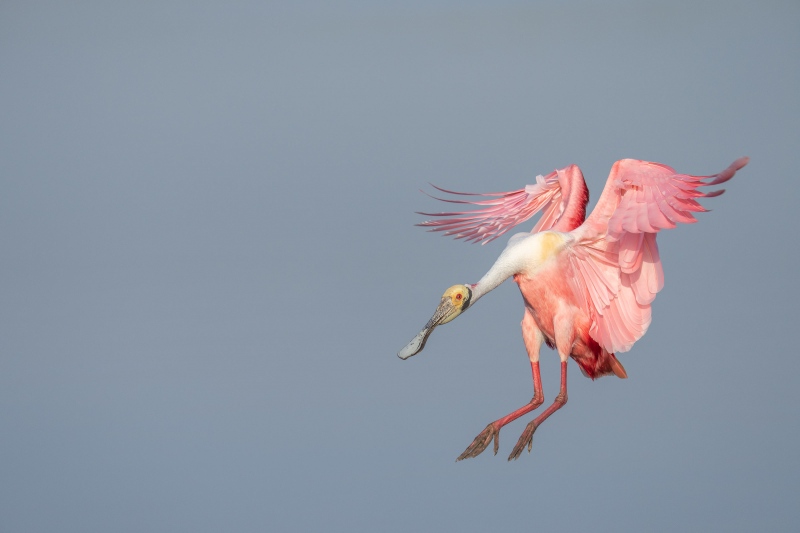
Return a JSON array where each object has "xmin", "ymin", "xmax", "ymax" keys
[
  {"xmin": 508, "ymin": 360, "xmax": 568, "ymax": 460},
  {"xmin": 456, "ymin": 360, "xmax": 544, "ymax": 461}
]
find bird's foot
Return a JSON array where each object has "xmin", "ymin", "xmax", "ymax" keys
[
  {"xmin": 456, "ymin": 423, "xmax": 500, "ymax": 461},
  {"xmin": 508, "ymin": 421, "xmax": 538, "ymax": 461}
]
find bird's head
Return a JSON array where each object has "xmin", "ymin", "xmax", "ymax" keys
[{"xmin": 397, "ymin": 284, "xmax": 473, "ymax": 359}]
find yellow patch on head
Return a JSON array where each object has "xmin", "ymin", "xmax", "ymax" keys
[
  {"xmin": 442, "ymin": 285, "xmax": 469, "ymax": 307},
  {"xmin": 436, "ymin": 284, "xmax": 472, "ymax": 325}
]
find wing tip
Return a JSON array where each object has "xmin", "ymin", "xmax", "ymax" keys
[
  {"xmin": 733, "ymin": 156, "xmax": 750, "ymax": 170},
  {"xmin": 706, "ymin": 156, "xmax": 749, "ymax": 186}
]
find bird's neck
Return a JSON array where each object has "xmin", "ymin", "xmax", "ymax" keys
[
  {"xmin": 469, "ymin": 242, "xmax": 527, "ymax": 302},
  {"xmin": 469, "ymin": 231, "xmax": 567, "ymax": 304}
]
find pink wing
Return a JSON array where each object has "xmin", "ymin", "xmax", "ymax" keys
[
  {"xmin": 567, "ymin": 157, "xmax": 749, "ymax": 353},
  {"xmin": 417, "ymin": 165, "xmax": 589, "ymax": 244}
]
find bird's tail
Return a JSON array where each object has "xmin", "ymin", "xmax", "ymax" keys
[
  {"xmin": 608, "ymin": 354, "xmax": 628, "ymax": 379},
  {"xmin": 575, "ymin": 342, "xmax": 628, "ymax": 379}
]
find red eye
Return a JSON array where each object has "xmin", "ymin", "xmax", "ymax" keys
[{"xmin": 456, "ymin": 294, "xmax": 462, "ymax": 300}]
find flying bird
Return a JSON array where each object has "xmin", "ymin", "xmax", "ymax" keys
[{"xmin": 398, "ymin": 157, "xmax": 749, "ymax": 461}]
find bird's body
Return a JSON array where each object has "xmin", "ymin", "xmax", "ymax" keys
[
  {"xmin": 469, "ymin": 230, "xmax": 621, "ymax": 378},
  {"xmin": 398, "ymin": 157, "xmax": 748, "ymax": 460},
  {"xmin": 512, "ymin": 233, "xmax": 624, "ymax": 379}
]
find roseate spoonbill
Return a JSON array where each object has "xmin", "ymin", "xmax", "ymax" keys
[{"xmin": 398, "ymin": 157, "xmax": 748, "ymax": 461}]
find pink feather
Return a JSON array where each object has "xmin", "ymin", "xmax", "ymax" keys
[{"xmin": 420, "ymin": 156, "xmax": 748, "ymax": 354}]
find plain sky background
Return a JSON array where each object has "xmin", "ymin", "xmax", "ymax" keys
[{"xmin": 1, "ymin": 1, "xmax": 799, "ymax": 531}]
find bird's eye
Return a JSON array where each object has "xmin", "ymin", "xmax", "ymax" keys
[{"xmin": 456, "ymin": 293, "xmax": 462, "ymax": 300}]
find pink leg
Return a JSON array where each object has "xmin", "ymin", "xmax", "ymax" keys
[
  {"xmin": 508, "ymin": 360, "xmax": 568, "ymax": 460},
  {"xmin": 456, "ymin": 361, "xmax": 545, "ymax": 461}
]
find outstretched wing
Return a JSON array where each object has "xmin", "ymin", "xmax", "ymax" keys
[
  {"xmin": 417, "ymin": 165, "xmax": 588, "ymax": 245},
  {"xmin": 567, "ymin": 157, "xmax": 749, "ymax": 353},
  {"xmin": 576, "ymin": 157, "xmax": 749, "ymax": 242}
]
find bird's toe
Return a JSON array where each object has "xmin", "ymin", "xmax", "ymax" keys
[
  {"xmin": 456, "ymin": 423, "xmax": 499, "ymax": 461},
  {"xmin": 508, "ymin": 421, "xmax": 538, "ymax": 461}
]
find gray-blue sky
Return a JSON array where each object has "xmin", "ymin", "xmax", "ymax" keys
[{"xmin": 1, "ymin": 1, "xmax": 798, "ymax": 531}]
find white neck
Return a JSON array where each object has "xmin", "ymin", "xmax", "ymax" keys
[
  {"xmin": 470, "ymin": 231, "xmax": 570, "ymax": 303},
  {"xmin": 469, "ymin": 233, "xmax": 538, "ymax": 303}
]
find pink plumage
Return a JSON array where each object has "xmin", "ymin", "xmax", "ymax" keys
[
  {"xmin": 402, "ymin": 157, "xmax": 749, "ymax": 461},
  {"xmin": 420, "ymin": 157, "xmax": 747, "ymax": 356},
  {"xmin": 418, "ymin": 164, "xmax": 589, "ymax": 243}
]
